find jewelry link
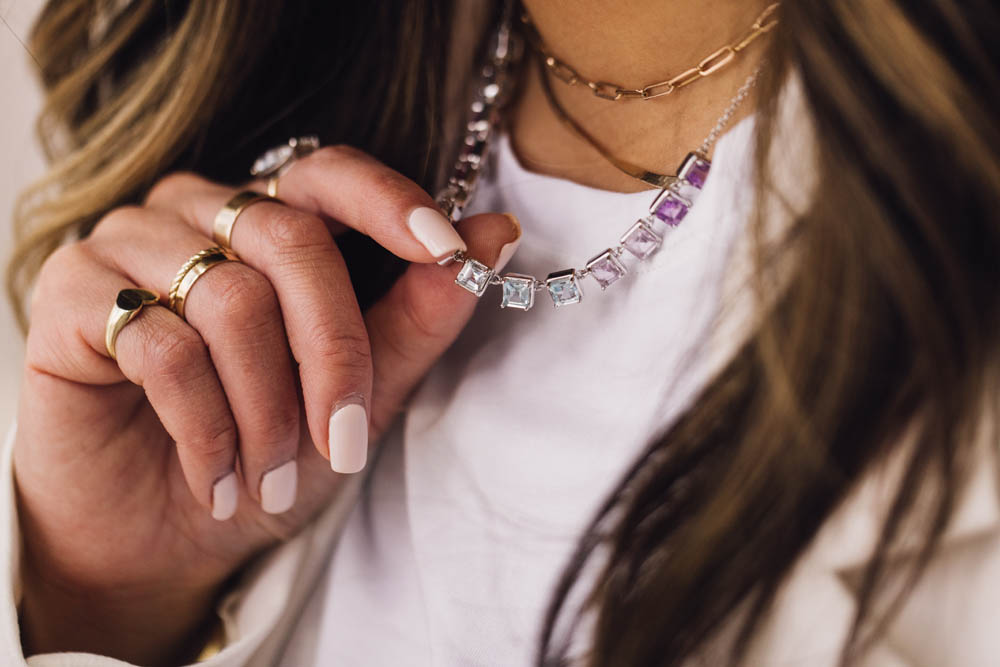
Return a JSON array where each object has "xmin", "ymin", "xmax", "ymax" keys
[
  {"xmin": 698, "ymin": 46, "xmax": 736, "ymax": 76},
  {"xmin": 546, "ymin": 57, "xmax": 579, "ymax": 84},
  {"xmin": 523, "ymin": 3, "xmax": 780, "ymax": 102}
]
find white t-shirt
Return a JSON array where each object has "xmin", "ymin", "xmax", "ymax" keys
[{"xmin": 282, "ymin": 116, "xmax": 760, "ymax": 666}]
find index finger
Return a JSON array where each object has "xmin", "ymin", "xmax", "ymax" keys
[
  {"xmin": 174, "ymin": 147, "xmax": 468, "ymax": 264},
  {"xmin": 263, "ymin": 145, "xmax": 469, "ymax": 262}
]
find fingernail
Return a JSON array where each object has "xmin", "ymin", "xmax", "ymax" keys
[
  {"xmin": 212, "ymin": 471, "xmax": 239, "ymax": 521},
  {"xmin": 260, "ymin": 460, "xmax": 298, "ymax": 515},
  {"xmin": 494, "ymin": 213, "xmax": 523, "ymax": 272},
  {"xmin": 407, "ymin": 207, "xmax": 467, "ymax": 260},
  {"xmin": 495, "ymin": 238, "xmax": 521, "ymax": 273},
  {"xmin": 329, "ymin": 400, "xmax": 369, "ymax": 474}
]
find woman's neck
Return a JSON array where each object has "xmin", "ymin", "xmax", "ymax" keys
[{"xmin": 508, "ymin": 0, "xmax": 771, "ymax": 193}]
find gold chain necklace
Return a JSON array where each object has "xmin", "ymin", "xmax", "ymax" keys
[
  {"xmin": 537, "ymin": 54, "xmax": 764, "ymax": 188},
  {"xmin": 520, "ymin": 3, "xmax": 779, "ymax": 101},
  {"xmin": 536, "ymin": 55, "xmax": 674, "ymax": 188}
]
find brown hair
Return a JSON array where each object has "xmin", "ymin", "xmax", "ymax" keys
[
  {"xmin": 541, "ymin": 0, "xmax": 1000, "ymax": 664},
  {"xmin": 8, "ymin": 0, "xmax": 463, "ymax": 327},
  {"xmin": 9, "ymin": 1, "xmax": 1000, "ymax": 666}
]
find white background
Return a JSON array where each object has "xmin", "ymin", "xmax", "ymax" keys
[{"xmin": 0, "ymin": 1, "xmax": 44, "ymax": 428}]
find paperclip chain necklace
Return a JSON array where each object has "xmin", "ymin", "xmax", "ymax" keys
[
  {"xmin": 520, "ymin": 3, "xmax": 779, "ymax": 101},
  {"xmin": 436, "ymin": 15, "xmax": 762, "ymax": 312}
]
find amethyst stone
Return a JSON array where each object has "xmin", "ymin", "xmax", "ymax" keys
[
  {"xmin": 586, "ymin": 250, "xmax": 627, "ymax": 290},
  {"xmin": 621, "ymin": 221, "xmax": 662, "ymax": 260},
  {"xmin": 652, "ymin": 193, "xmax": 690, "ymax": 227},
  {"xmin": 677, "ymin": 152, "xmax": 711, "ymax": 189}
]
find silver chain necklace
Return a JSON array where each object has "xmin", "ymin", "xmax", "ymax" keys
[{"xmin": 435, "ymin": 18, "xmax": 760, "ymax": 312}]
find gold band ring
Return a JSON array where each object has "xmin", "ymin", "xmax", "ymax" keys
[
  {"xmin": 105, "ymin": 288, "xmax": 160, "ymax": 360},
  {"xmin": 168, "ymin": 246, "xmax": 241, "ymax": 319},
  {"xmin": 266, "ymin": 176, "xmax": 281, "ymax": 198},
  {"xmin": 212, "ymin": 190, "xmax": 279, "ymax": 248}
]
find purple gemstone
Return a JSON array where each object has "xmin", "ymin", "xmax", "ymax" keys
[
  {"xmin": 621, "ymin": 221, "xmax": 662, "ymax": 260},
  {"xmin": 677, "ymin": 153, "xmax": 711, "ymax": 189},
  {"xmin": 586, "ymin": 250, "xmax": 627, "ymax": 290},
  {"xmin": 685, "ymin": 160, "xmax": 710, "ymax": 188},
  {"xmin": 653, "ymin": 193, "xmax": 690, "ymax": 227}
]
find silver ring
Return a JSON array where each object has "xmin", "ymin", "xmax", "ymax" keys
[{"xmin": 250, "ymin": 136, "xmax": 320, "ymax": 197}]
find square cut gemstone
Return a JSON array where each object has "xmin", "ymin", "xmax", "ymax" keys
[
  {"xmin": 621, "ymin": 220, "xmax": 662, "ymax": 260},
  {"xmin": 545, "ymin": 269, "xmax": 583, "ymax": 307},
  {"xmin": 677, "ymin": 152, "xmax": 711, "ymax": 189},
  {"xmin": 500, "ymin": 274, "xmax": 535, "ymax": 310},
  {"xmin": 455, "ymin": 258, "xmax": 493, "ymax": 296},
  {"xmin": 651, "ymin": 191, "xmax": 691, "ymax": 227},
  {"xmin": 586, "ymin": 249, "xmax": 627, "ymax": 290}
]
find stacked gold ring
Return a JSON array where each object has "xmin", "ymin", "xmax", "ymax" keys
[
  {"xmin": 105, "ymin": 288, "xmax": 160, "ymax": 360},
  {"xmin": 168, "ymin": 246, "xmax": 241, "ymax": 319},
  {"xmin": 212, "ymin": 190, "xmax": 279, "ymax": 248}
]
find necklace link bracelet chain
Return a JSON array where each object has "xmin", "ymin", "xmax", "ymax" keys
[{"xmin": 521, "ymin": 2, "xmax": 779, "ymax": 101}]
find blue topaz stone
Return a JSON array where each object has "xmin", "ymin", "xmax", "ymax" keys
[
  {"xmin": 455, "ymin": 258, "xmax": 493, "ymax": 296},
  {"xmin": 545, "ymin": 269, "xmax": 583, "ymax": 307},
  {"xmin": 500, "ymin": 274, "xmax": 535, "ymax": 310},
  {"xmin": 586, "ymin": 250, "xmax": 627, "ymax": 290},
  {"xmin": 621, "ymin": 220, "xmax": 662, "ymax": 260}
]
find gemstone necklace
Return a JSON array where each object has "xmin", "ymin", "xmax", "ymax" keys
[{"xmin": 436, "ymin": 17, "xmax": 762, "ymax": 312}]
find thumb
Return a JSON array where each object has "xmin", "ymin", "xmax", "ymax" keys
[{"xmin": 364, "ymin": 212, "xmax": 522, "ymax": 434}]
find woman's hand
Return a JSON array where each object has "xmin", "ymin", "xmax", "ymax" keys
[{"xmin": 13, "ymin": 145, "xmax": 520, "ymax": 665}]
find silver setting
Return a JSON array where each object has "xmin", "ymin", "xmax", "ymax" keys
[
  {"xmin": 545, "ymin": 269, "xmax": 583, "ymax": 307},
  {"xmin": 670, "ymin": 180, "xmax": 702, "ymax": 206},
  {"xmin": 250, "ymin": 136, "xmax": 320, "ymax": 177},
  {"xmin": 585, "ymin": 249, "xmax": 628, "ymax": 290},
  {"xmin": 455, "ymin": 258, "xmax": 493, "ymax": 296},
  {"xmin": 500, "ymin": 274, "xmax": 536, "ymax": 311},
  {"xmin": 676, "ymin": 152, "xmax": 711, "ymax": 185}
]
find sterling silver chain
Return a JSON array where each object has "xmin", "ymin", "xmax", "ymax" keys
[{"xmin": 434, "ymin": 13, "xmax": 762, "ymax": 312}]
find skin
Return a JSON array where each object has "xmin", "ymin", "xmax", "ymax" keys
[
  {"xmin": 513, "ymin": 0, "xmax": 769, "ymax": 192},
  {"xmin": 15, "ymin": 1, "xmax": 770, "ymax": 663},
  {"xmin": 15, "ymin": 149, "xmax": 519, "ymax": 664}
]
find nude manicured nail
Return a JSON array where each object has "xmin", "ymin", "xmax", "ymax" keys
[
  {"xmin": 260, "ymin": 460, "xmax": 298, "ymax": 515},
  {"xmin": 329, "ymin": 401, "xmax": 369, "ymax": 474},
  {"xmin": 407, "ymin": 207, "xmax": 467, "ymax": 260},
  {"xmin": 495, "ymin": 238, "xmax": 521, "ymax": 272},
  {"xmin": 495, "ymin": 213, "xmax": 523, "ymax": 272},
  {"xmin": 211, "ymin": 472, "xmax": 239, "ymax": 521}
]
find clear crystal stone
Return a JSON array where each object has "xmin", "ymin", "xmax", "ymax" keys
[
  {"xmin": 585, "ymin": 250, "xmax": 627, "ymax": 290},
  {"xmin": 455, "ymin": 259, "xmax": 493, "ymax": 296},
  {"xmin": 621, "ymin": 220, "xmax": 662, "ymax": 260},
  {"xmin": 545, "ymin": 270, "xmax": 583, "ymax": 307},
  {"xmin": 251, "ymin": 144, "xmax": 293, "ymax": 176},
  {"xmin": 500, "ymin": 274, "xmax": 535, "ymax": 310}
]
